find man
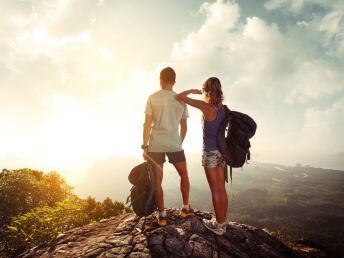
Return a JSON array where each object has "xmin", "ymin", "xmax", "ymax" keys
[{"xmin": 142, "ymin": 67, "xmax": 194, "ymax": 226}]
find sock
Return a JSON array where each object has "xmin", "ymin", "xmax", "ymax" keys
[
  {"xmin": 217, "ymin": 221, "xmax": 226, "ymax": 228},
  {"xmin": 182, "ymin": 204, "xmax": 189, "ymax": 209},
  {"xmin": 159, "ymin": 211, "xmax": 166, "ymax": 217}
]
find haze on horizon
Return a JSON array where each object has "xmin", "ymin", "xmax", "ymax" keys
[{"xmin": 1, "ymin": 0, "xmax": 344, "ymax": 181}]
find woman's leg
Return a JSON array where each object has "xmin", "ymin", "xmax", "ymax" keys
[{"xmin": 204, "ymin": 166, "xmax": 228, "ymax": 224}]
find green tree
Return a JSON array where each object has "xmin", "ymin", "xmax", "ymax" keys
[
  {"xmin": 83, "ymin": 196, "xmax": 104, "ymax": 221},
  {"xmin": 84, "ymin": 195, "xmax": 96, "ymax": 212},
  {"xmin": 40, "ymin": 171, "xmax": 75, "ymax": 207},
  {"xmin": 103, "ymin": 197, "xmax": 116, "ymax": 218},
  {"xmin": 1, "ymin": 168, "xmax": 132, "ymax": 256},
  {"xmin": 113, "ymin": 200, "xmax": 126, "ymax": 215},
  {"xmin": 5, "ymin": 200, "xmax": 89, "ymax": 256},
  {"xmin": 0, "ymin": 168, "xmax": 74, "ymax": 228},
  {"xmin": 103, "ymin": 197, "xmax": 127, "ymax": 218}
]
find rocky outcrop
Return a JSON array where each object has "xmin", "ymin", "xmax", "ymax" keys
[{"xmin": 19, "ymin": 209, "xmax": 336, "ymax": 257}]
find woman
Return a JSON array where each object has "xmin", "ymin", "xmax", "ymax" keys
[{"xmin": 176, "ymin": 77, "xmax": 228, "ymax": 235}]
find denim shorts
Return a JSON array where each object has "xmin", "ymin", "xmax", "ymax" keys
[{"xmin": 202, "ymin": 150, "xmax": 226, "ymax": 168}]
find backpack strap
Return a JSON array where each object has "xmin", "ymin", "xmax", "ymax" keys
[
  {"xmin": 144, "ymin": 162, "xmax": 156, "ymax": 215},
  {"xmin": 229, "ymin": 166, "xmax": 234, "ymax": 200},
  {"xmin": 126, "ymin": 185, "xmax": 134, "ymax": 204},
  {"xmin": 224, "ymin": 163, "xmax": 235, "ymax": 200},
  {"xmin": 224, "ymin": 163, "xmax": 228, "ymax": 183},
  {"xmin": 223, "ymin": 105, "xmax": 231, "ymax": 116}
]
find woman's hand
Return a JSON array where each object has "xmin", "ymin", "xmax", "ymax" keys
[
  {"xmin": 176, "ymin": 89, "xmax": 208, "ymax": 112},
  {"xmin": 188, "ymin": 89, "xmax": 202, "ymax": 95}
]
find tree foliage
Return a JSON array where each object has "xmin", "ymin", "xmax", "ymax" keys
[
  {"xmin": 83, "ymin": 196, "xmax": 131, "ymax": 221},
  {"xmin": 5, "ymin": 200, "xmax": 89, "ymax": 255},
  {"xmin": 0, "ymin": 168, "xmax": 75, "ymax": 227},
  {"xmin": 0, "ymin": 168, "xmax": 132, "ymax": 257}
]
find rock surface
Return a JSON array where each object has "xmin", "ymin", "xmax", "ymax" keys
[{"xmin": 19, "ymin": 209, "xmax": 336, "ymax": 257}]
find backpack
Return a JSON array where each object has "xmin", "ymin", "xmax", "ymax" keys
[
  {"xmin": 126, "ymin": 162, "xmax": 156, "ymax": 217},
  {"xmin": 217, "ymin": 105, "xmax": 257, "ymax": 190}
]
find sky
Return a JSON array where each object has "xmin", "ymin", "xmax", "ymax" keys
[{"xmin": 1, "ymin": 0, "xmax": 344, "ymax": 181}]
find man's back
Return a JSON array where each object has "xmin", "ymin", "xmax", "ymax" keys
[
  {"xmin": 145, "ymin": 89, "xmax": 188, "ymax": 152},
  {"xmin": 142, "ymin": 67, "xmax": 193, "ymax": 227}
]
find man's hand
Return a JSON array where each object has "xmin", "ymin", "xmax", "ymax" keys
[{"xmin": 143, "ymin": 149, "xmax": 148, "ymax": 160}]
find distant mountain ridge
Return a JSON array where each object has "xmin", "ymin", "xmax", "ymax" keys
[{"xmin": 72, "ymin": 155, "xmax": 344, "ymax": 204}]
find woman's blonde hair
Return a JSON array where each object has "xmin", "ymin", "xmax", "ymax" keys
[{"xmin": 202, "ymin": 77, "xmax": 224, "ymax": 108}]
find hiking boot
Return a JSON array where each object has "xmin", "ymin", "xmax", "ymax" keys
[
  {"xmin": 202, "ymin": 218, "xmax": 226, "ymax": 235},
  {"xmin": 158, "ymin": 214, "xmax": 167, "ymax": 226},
  {"xmin": 180, "ymin": 205, "xmax": 195, "ymax": 218}
]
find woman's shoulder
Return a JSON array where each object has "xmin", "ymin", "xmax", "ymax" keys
[
  {"xmin": 202, "ymin": 103, "xmax": 218, "ymax": 121},
  {"xmin": 205, "ymin": 102, "xmax": 217, "ymax": 112}
]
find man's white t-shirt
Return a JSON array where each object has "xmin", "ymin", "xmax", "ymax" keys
[{"xmin": 145, "ymin": 89, "xmax": 189, "ymax": 152}]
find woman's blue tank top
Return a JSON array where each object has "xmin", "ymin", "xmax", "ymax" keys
[{"xmin": 202, "ymin": 105, "xmax": 225, "ymax": 151}]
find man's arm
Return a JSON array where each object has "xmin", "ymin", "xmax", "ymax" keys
[
  {"xmin": 180, "ymin": 118, "xmax": 187, "ymax": 144},
  {"xmin": 143, "ymin": 114, "xmax": 153, "ymax": 158}
]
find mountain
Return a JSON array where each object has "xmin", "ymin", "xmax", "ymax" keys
[
  {"xmin": 18, "ymin": 209, "xmax": 336, "ymax": 257},
  {"xmin": 71, "ymin": 154, "xmax": 344, "ymax": 254},
  {"xmin": 73, "ymin": 156, "xmax": 140, "ymax": 202}
]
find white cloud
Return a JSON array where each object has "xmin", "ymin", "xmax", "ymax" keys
[
  {"xmin": 0, "ymin": 0, "xmax": 160, "ymax": 175},
  {"xmin": 318, "ymin": 10, "xmax": 344, "ymax": 56},
  {"xmin": 302, "ymin": 98, "xmax": 344, "ymax": 153},
  {"xmin": 173, "ymin": 0, "xmax": 240, "ymax": 60},
  {"xmin": 171, "ymin": 0, "xmax": 344, "ymax": 107},
  {"xmin": 169, "ymin": 0, "xmax": 344, "ymax": 167},
  {"xmin": 284, "ymin": 60, "xmax": 343, "ymax": 103},
  {"xmin": 264, "ymin": 0, "xmax": 344, "ymax": 13},
  {"xmin": 1, "ymin": 0, "xmax": 344, "ymax": 173}
]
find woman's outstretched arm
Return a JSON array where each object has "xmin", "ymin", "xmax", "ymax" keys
[{"xmin": 176, "ymin": 90, "xmax": 208, "ymax": 112}]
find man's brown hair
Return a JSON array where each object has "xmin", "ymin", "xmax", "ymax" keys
[{"xmin": 160, "ymin": 67, "xmax": 176, "ymax": 84}]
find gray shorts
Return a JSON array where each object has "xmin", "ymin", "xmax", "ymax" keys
[
  {"xmin": 202, "ymin": 150, "xmax": 226, "ymax": 168},
  {"xmin": 147, "ymin": 150, "xmax": 186, "ymax": 165}
]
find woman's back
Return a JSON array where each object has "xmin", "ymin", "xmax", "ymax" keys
[{"xmin": 203, "ymin": 105, "xmax": 225, "ymax": 151}]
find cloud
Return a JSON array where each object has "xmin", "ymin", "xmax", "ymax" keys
[
  {"xmin": 173, "ymin": 0, "xmax": 240, "ymax": 60},
  {"xmin": 284, "ymin": 60, "xmax": 343, "ymax": 103},
  {"xmin": 172, "ymin": 0, "xmax": 344, "ymax": 103},
  {"xmin": 169, "ymin": 0, "xmax": 344, "ymax": 167},
  {"xmin": 302, "ymin": 98, "xmax": 344, "ymax": 153},
  {"xmin": 264, "ymin": 0, "xmax": 344, "ymax": 13},
  {"xmin": 1, "ymin": 0, "xmax": 344, "ymax": 172}
]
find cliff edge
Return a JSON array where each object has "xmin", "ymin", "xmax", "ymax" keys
[{"xmin": 19, "ymin": 208, "xmax": 335, "ymax": 257}]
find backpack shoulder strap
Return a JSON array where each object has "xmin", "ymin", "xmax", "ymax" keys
[{"xmin": 223, "ymin": 105, "xmax": 231, "ymax": 117}]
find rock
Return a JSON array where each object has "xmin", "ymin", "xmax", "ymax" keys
[
  {"xmin": 18, "ymin": 209, "xmax": 335, "ymax": 258},
  {"xmin": 291, "ymin": 239, "xmax": 339, "ymax": 257}
]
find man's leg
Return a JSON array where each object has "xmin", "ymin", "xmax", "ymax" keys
[
  {"xmin": 172, "ymin": 161, "xmax": 190, "ymax": 205},
  {"xmin": 152, "ymin": 163, "xmax": 164, "ymax": 212},
  {"xmin": 146, "ymin": 152, "xmax": 166, "ymax": 213},
  {"xmin": 167, "ymin": 150, "xmax": 190, "ymax": 205}
]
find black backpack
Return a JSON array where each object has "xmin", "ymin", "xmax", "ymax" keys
[
  {"xmin": 217, "ymin": 105, "xmax": 257, "ymax": 188},
  {"xmin": 126, "ymin": 162, "xmax": 156, "ymax": 217}
]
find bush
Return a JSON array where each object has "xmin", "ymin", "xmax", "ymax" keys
[
  {"xmin": 0, "ymin": 169, "xmax": 75, "ymax": 228},
  {"xmin": 5, "ymin": 199, "xmax": 89, "ymax": 255},
  {"xmin": 0, "ymin": 168, "xmax": 132, "ymax": 256}
]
